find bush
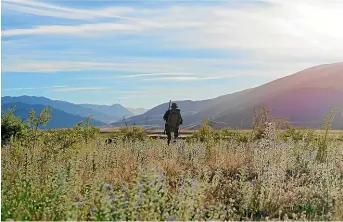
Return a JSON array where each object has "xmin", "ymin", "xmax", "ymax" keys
[
  {"xmin": 1, "ymin": 105, "xmax": 29, "ymax": 145},
  {"xmin": 190, "ymin": 122, "xmax": 250, "ymax": 144},
  {"xmin": 251, "ymin": 105, "xmax": 270, "ymax": 140},
  {"xmin": 278, "ymin": 127, "xmax": 316, "ymax": 143},
  {"xmin": 41, "ymin": 117, "xmax": 100, "ymax": 153},
  {"xmin": 117, "ymin": 126, "xmax": 147, "ymax": 142},
  {"xmin": 192, "ymin": 119, "xmax": 214, "ymax": 142},
  {"xmin": 1, "ymin": 106, "xmax": 99, "ymax": 149},
  {"xmin": 338, "ymin": 133, "xmax": 343, "ymax": 141},
  {"xmin": 316, "ymin": 108, "xmax": 338, "ymax": 163}
]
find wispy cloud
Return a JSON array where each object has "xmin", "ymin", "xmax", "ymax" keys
[
  {"xmin": 51, "ymin": 87, "xmax": 108, "ymax": 92},
  {"xmin": 74, "ymin": 72, "xmax": 195, "ymax": 80},
  {"xmin": 119, "ymin": 72, "xmax": 195, "ymax": 78},
  {"xmin": 2, "ymin": 23, "xmax": 144, "ymax": 37},
  {"xmin": 3, "ymin": 0, "xmax": 342, "ymax": 63},
  {"xmin": 2, "ymin": 60, "xmax": 188, "ymax": 73},
  {"xmin": 2, "ymin": 85, "xmax": 109, "ymax": 92},
  {"xmin": 2, "ymin": 58, "xmax": 319, "ymax": 79},
  {"xmin": 144, "ymin": 76, "xmax": 198, "ymax": 81},
  {"xmin": 2, "ymin": 85, "xmax": 69, "ymax": 91},
  {"xmin": 2, "ymin": 0, "xmax": 136, "ymax": 20},
  {"xmin": 115, "ymin": 94, "xmax": 162, "ymax": 100},
  {"xmin": 143, "ymin": 75, "xmax": 236, "ymax": 82},
  {"xmin": 2, "ymin": 0, "xmax": 160, "ymax": 38}
]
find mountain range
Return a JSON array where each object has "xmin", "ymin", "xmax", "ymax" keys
[
  {"xmin": 1, "ymin": 102, "xmax": 105, "ymax": 129},
  {"xmin": 2, "ymin": 62, "xmax": 342, "ymax": 130},
  {"xmin": 1, "ymin": 96, "xmax": 144, "ymax": 128},
  {"xmin": 112, "ymin": 62, "xmax": 343, "ymax": 130},
  {"xmin": 126, "ymin": 107, "xmax": 149, "ymax": 115},
  {"xmin": 79, "ymin": 103, "xmax": 133, "ymax": 122}
]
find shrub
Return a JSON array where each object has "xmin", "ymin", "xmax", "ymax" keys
[
  {"xmin": 316, "ymin": 108, "xmax": 338, "ymax": 163},
  {"xmin": 79, "ymin": 115, "xmax": 100, "ymax": 143},
  {"xmin": 26, "ymin": 107, "xmax": 52, "ymax": 130},
  {"xmin": 251, "ymin": 105, "xmax": 270, "ymax": 140},
  {"xmin": 338, "ymin": 133, "xmax": 343, "ymax": 141},
  {"xmin": 217, "ymin": 127, "xmax": 249, "ymax": 143},
  {"xmin": 190, "ymin": 122, "xmax": 250, "ymax": 144},
  {"xmin": 1, "ymin": 105, "xmax": 28, "ymax": 145},
  {"xmin": 1, "ymin": 105, "xmax": 54, "ymax": 147},
  {"xmin": 278, "ymin": 127, "xmax": 316, "ymax": 144},
  {"xmin": 117, "ymin": 126, "xmax": 147, "ymax": 142},
  {"xmin": 218, "ymin": 127, "xmax": 239, "ymax": 138},
  {"xmin": 192, "ymin": 119, "xmax": 214, "ymax": 142},
  {"xmin": 41, "ymin": 118, "xmax": 100, "ymax": 152}
]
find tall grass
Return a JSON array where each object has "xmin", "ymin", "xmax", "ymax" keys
[
  {"xmin": 2, "ymin": 106, "xmax": 343, "ymax": 221},
  {"xmin": 2, "ymin": 128, "xmax": 343, "ymax": 221}
]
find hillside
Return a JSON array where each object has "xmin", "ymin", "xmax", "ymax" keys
[
  {"xmin": 1, "ymin": 103, "xmax": 106, "ymax": 129},
  {"xmin": 126, "ymin": 107, "xmax": 149, "ymax": 115},
  {"xmin": 206, "ymin": 62, "xmax": 343, "ymax": 129},
  {"xmin": 1, "ymin": 96, "xmax": 125, "ymax": 123},
  {"xmin": 113, "ymin": 62, "xmax": 343, "ymax": 130},
  {"xmin": 79, "ymin": 104, "xmax": 134, "ymax": 121},
  {"xmin": 112, "ymin": 88, "xmax": 252, "ymax": 128}
]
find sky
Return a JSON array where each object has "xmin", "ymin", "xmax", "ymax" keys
[{"xmin": 1, "ymin": 0, "xmax": 343, "ymax": 109}]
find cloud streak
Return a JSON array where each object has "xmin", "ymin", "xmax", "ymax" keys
[
  {"xmin": 2, "ymin": 23, "xmax": 144, "ymax": 37},
  {"xmin": 51, "ymin": 87, "xmax": 108, "ymax": 92},
  {"xmin": 143, "ymin": 75, "xmax": 236, "ymax": 82},
  {"xmin": 2, "ymin": 86, "xmax": 109, "ymax": 92},
  {"xmin": 2, "ymin": 60, "xmax": 190, "ymax": 73},
  {"xmin": 74, "ymin": 72, "xmax": 196, "ymax": 80},
  {"xmin": 2, "ymin": 0, "xmax": 136, "ymax": 20},
  {"xmin": 2, "ymin": 86, "xmax": 69, "ymax": 91},
  {"xmin": 2, "ymin": 57, "xmax": 318, "ymax": 80}
]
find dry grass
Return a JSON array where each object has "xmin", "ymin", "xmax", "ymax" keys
[
  {"xmin": 2, "ymin": 127, "xmax": 343, "ymax": 221},
  {"xmin": 99, "ymin": 127, "xmax": 343, "ymax": 136}
]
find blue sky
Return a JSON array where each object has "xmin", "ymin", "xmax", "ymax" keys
[{"xmin": 2, "ymin": 0, "xmax": 343, "ymax": 108}]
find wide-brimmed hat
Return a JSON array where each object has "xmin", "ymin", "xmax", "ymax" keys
[{"xmin": 171, "ymin": 103, "xmax": 178, "ymax": 108}]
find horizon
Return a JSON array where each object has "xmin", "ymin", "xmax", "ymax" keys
[{"xmin": 2, "ymin": 0, "xmax": 343, "ymax": 109}]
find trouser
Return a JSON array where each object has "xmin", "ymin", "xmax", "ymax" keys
[{"xmin": 166, "ymin": 127, "xmax": 179, "ymax": 145}]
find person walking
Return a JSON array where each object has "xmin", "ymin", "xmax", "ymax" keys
[{"xmin": 163, "ymin": 103, "xmax": 183, "ymax": 145}]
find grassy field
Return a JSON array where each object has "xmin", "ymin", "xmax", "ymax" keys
[
  {"xmin": 2, "ymin": 121, "xmax": 343, "ymax": 221},
  {"xmin": 99, "ymin": 127, "xmax": 197, "ymax": 134},
  {"xmin": 2, "ymin": 106, "xmax": 343, "ymax": 221},
  {"xmin": 99, "ymin": 127, "xmax": 343, "ymax": 141},
  {"xmin": 99, "ymin": 127, "xmax": 343, "ymax": 135}
]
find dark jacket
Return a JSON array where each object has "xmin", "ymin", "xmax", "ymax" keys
[{"xmin": 163, "ymin": 108, "xmax": 183, "ymax": 125}]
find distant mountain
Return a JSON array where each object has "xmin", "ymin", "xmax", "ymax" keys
[
  {"xmin": 113, "ymin": 62, "xmax": 343, "ymax": 130},
  {"xmin": 126, "ymin": 107, "xmax": 149, "ymax": 115},
  {"xmin": 1, "ymin": 103, "xmax": 105, "ymax": 129},
  {"xmin": 1, "ymin": 96, "xmax": 119, "ymax": 123},
  {"xmin": 110, "ymin": 88, "xmax": 254, "ymax": 128},
  {"xmin": 79, "ymin": 104, "xmax": 134, "ymax": 122}
]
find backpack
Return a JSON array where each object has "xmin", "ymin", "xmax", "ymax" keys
[{"xmin": 167, "ymin": 109, "xmax": 181, "ymax": 128}]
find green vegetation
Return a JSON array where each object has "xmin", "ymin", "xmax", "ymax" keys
[
  {"xmin": 1, "ymin": 105, "xmax": 28, "ymax": 145},
  {"xmin": 107, "ymin": 126, "xmax": 147, "ymax": 142},
  {"xmin": 1, "ymin": 106, "xmax": 343, "ymax": 221}
]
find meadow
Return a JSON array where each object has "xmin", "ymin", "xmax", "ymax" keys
[{"xmin": 1, "ymin": 107, "xmax": 343, "ymax": 221}]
